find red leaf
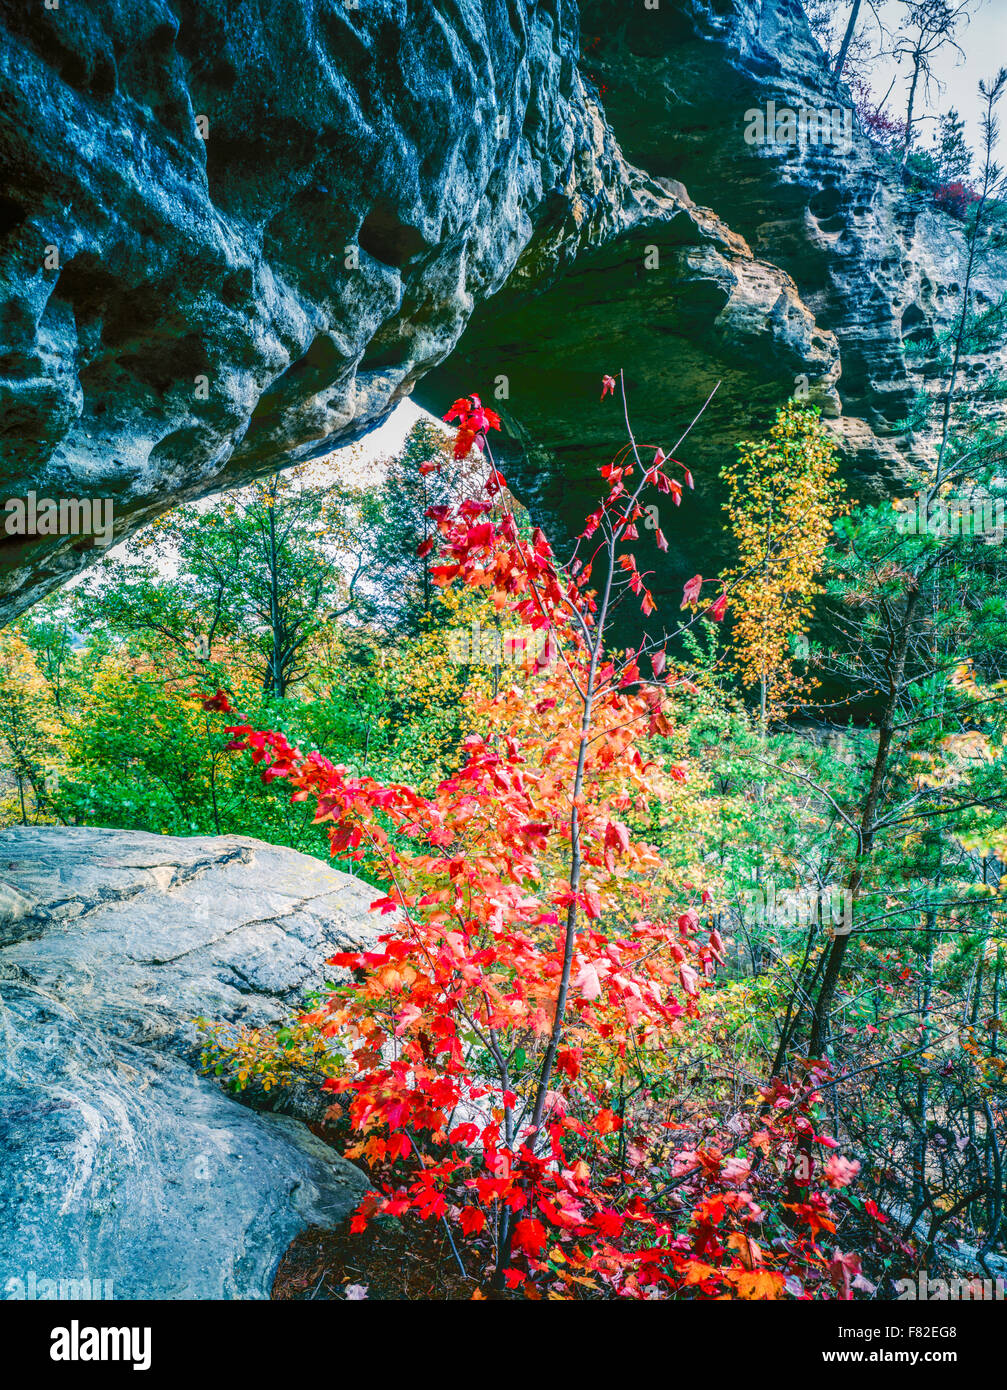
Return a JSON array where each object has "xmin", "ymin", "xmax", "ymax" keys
[
  {"xmin": 681, "ymin": 574, "xmax": 703, "ymax": 608},
  {"xmin": 200, "ymin": 688, "xmax": 233, "ymax": 713},
  {"xmin": 513, "ymin": 1218, "xmax": 547, "ymax": 1256},
  {"xmin": 458, "ymin": 1206, "xmax": 486, "ymax": 1236}
]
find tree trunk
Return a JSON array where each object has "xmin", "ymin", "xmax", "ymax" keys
[
  {"xmin": 833, "ymin": 0, "xmax": 862, "ymax": 79},
  {"xmin": 902, "ymin": 56, "xmax": 922, "ymax": 167},
  {"xmin": 809, "ymin": 588, "xmax": 920, "ymax": 1054},
  {"xmin": 266, "ymin": 480, "xmax": 286, "ymax": 698}
]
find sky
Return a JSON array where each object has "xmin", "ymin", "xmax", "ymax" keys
[
  {"xmin": 353, "ymin": 4, "xmax": 1007, "ymax": 480},
  {"xmin": 353, "ymin": 398, "xmax": 429, "ymax": 463},
  {"xmin": 77, "ymin": 398, "xmax": 438, "ymax": 579},
  {"xmin": 864, "ymin": 0, "xmax": 1006, "ymax": 159}
]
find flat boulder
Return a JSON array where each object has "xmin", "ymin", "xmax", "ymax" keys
[{"xmin": 0, "ymin": 826, "xmax": 377, "ymax": 1299}]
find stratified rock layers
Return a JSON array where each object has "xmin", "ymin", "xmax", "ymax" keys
[{"xmin": 0, "ymin": 0, "xmax": 844, "ymax": 620}]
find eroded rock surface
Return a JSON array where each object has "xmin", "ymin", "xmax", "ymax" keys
[
  {"xmin": 423, "ymin": 0, "xmax": 1007, "ymax": 603},
  {"xmin": 1, "ymin": 0, "xmax": 1003, "ymax": 621},
  {"xmin": 579, "ymin": 0, "xmax": 1007, "ymax": 474},
  {"xmin": 0, "ymin": 826, "xmax": 377, "ymax": 1299},
  {"xmin": 0, "ymin": 0, "xmax": 844, "ymax": 622},
  {"xmin": 0, "ymin": 0, "xmax": 715, "ymax": 617}
]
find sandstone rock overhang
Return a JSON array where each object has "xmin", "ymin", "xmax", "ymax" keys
[
  {"xmin": 420, "ymin": 0, "xmax": 1006, "ymax": 604},
  {"xmin": 0, "ymin": 0, "xmax": 1001, "ymax": 624}
]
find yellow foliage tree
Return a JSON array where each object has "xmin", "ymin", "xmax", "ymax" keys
[
  {"xmin": 0, "ymin": 627, "xmax": 61, "ymax": 825},
  {"xmin": 721, "ymin": 403, "xmax": 843, "ymax": 725}
]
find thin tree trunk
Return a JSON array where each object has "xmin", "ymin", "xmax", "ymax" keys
[
  {"xmin": 267, "ymin": 479, "xmax": 285, "ymax": 698},
  {"xmin": 902, "ymin": 56, "xmax": 922, "ymax": 166},
  {"xmin": 833, "ymin": 0, "xmax": 862, "ymax": 79},
  {"xmin": 810, "ymin": 588, "xmax": 920, "ymax": 1054}
]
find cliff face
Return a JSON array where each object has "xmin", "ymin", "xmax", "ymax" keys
[
  {"xmin": 423, "ymin": 0, "xmax": 1006, "ymax": 604},
  {"xmin": 0, "ymin": 0, "xmax": 1002, "ymax": 622},
  {"xmin": 576, "ymin": 0, "xmax": 1006, "ymax": 477},
  {"xmin": 0, "ymin": 0, "xmax": 628, "ymax": 617}
]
